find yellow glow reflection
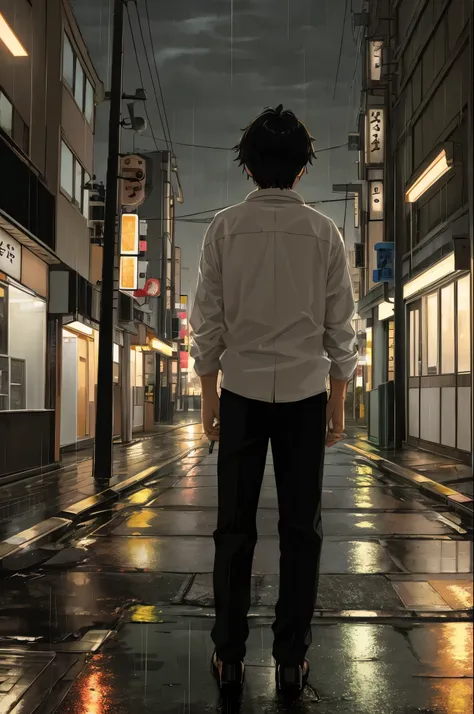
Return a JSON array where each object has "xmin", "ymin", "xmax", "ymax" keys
[
  {"xmin": 128, "ymin": 488, "xmax": 154, "ymax": 505},
  {"xmin": 77, "ymin": 663, "xmax": 110, "ymax": 714},
  {"xmin": 127, "ymin": 510, "xmax": 156, "ymax": 529},
  {"xmin": 354, "ymin": 487, "xmax": 374, "ymax": 510},
  {"xmin": 342, "ymin": 624, "xmax": 388, "ymax": 710},
  {"xmin": 130, "ymin": 605, "xmax": 163, "ymax": 623},
  {"xmin": 355, "ymin": 520, "xmax": 376, "ymax": 530},
  {"xmin": 349, "ymin": 541, "xmax": 382, "ymax": 573},
  {"xmin": 428, "ymin": 624, "xmax": 473, "ymax": 713},
  {"xmin": 126, "ymin": 537, "xmax": 156, "ymax": 569}
]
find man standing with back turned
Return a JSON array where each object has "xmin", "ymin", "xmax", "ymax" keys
[{"xmin": 190, "ymin": 104, "xmax": 357, "ymax": 697}]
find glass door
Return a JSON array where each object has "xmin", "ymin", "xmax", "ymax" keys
[{"xmin": 407, "ymin": 300, "xmax": 421, "ymax": 441}]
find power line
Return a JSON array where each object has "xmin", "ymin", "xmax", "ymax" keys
[
  {"xmin": 170, "ymin": 196, "xmax": 355, "ymax": 221},
  {"xmin": 137, "ymin": 135, "xmax": 349, "ymax": 154},
  {"xmin": 125, "ymin": 4, "xmax": 160, "ymax": 153},
  {"xmin": 142, "ymin": 0, "xmax": 175, "ymax": 156},
  {"xmin": 132, "ymin": 0, "xmax": 170, "ymax": 152},
  {"xmin": 333, "ymin": 0, "xmax": 350, "ymax": 100}
]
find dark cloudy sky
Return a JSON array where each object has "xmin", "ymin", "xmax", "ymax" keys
[{"xmin": 72, "ymin": 0, "xmax": 362, "ymax": 300}]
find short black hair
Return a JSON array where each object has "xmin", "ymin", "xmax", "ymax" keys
[{"xmin": 234, "ymin": 104, "xmax": 316, "ymax": 190}]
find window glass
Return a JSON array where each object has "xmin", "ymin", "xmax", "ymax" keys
[
  {"xmin": 388, "ymin": 320, "xmax": 395, "ymax": 381},
  {"xmin": 74, "ymin": 160, "xmax": 82, "ymax": 207},
  {"xmin": 457, "ymin": 276, "xmax": 471, "ymax": 372},
  {"xmin": 13, "ymin": 110, "xmax": 29, "ymax": 154},
  {"xmin": 441, "ymin": 283, "xmax": 455, "ymax": 373},
  {"xmin": 62, "ymin": 33, "xmax": 74, "ymax": 88},
  {"xmin": 74, "ymin": 61, "xmax": 84, "ymax": 109},
  {"xmin": 60, "ymin": 141, "xmax": 74, "ymax": 197},
  {"xmin": 85, "ymin": 79, "xmax": 94, "ymax": 124},
  {"xmin": 7, "ymin": 285, "xmax": 46, "ymax": 410},
  {"xmin": 366, "ymin": 327, "xmax": 372, "ymax": 391},
  {"xmin": 82, "ymin": 171, "xmax": 90, "ymax": 219},
  {"xmin": 422, "ymin": 293, "xmax": 438, "ymax": 375},
  {"xmin": 135, "ymin": 352, "xmax": 143, "ymax": 387},
  {"xmin": 0, "ymin": 284, "xmax": 7, "ymax": 355},
  {"xmin": 410, "ymin": 308, "xmax": 420, "ymax": 376},
  {"xmin": 0, "ymin": 91, "xmax": 13, "ymax": 135}
]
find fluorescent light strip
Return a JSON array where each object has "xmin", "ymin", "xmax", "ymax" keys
[
  {"xmin": 403, "ymin": 253, "xmax": 456, "ymax": 300},
  {"xmin": 405, "ymin": 150, "xmax": 451, "ymax": 203},
  {"xmin": 0, "ymin": 13, "xmax": 28, "ymax": 56}
]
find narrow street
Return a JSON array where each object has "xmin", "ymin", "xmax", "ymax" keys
[{"xmin": 0, "ymin": 425, "xmax": 472, "ymax": 713}]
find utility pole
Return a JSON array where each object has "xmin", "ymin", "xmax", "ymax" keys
[
  {"xmin": 469, "ymin": 0, "xmax": 474, "ymax": 472},
  {"xmin": 93, "ymin": 0, "xmax": 124, "ymax": 484}
]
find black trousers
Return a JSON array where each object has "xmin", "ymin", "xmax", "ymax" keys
[{"xmin": 211, "ymin": 388, "xmax": 327, "ymax": 666}]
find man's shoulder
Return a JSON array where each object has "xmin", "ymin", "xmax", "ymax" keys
[
  {"xmin": 203, "ymin": 201, "xmax": 249, "ymax": 246},
  {"xmin": 290, "ymin": 204, "xmax": 340, "ymax": 245}
]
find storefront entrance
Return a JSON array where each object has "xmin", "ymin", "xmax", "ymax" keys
[
  {"xmin": 407, "ymin": 274, "xmax": 471, "ymax": 460},
  {"xmin": 60, "ymin": 323, "xmax": 98, "ymax": 447}
]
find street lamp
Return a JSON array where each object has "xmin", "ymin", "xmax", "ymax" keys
[{"xmin": 0, "ymin": 13, "xmax": 27, "ymax": 56}]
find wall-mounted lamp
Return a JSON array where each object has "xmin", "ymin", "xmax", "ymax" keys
[
  {"xmin": 405, "ymin": 145, "xmax": 454, "ymax": 203},
  {"xmin": 0, "ymin": 13, "xmax": 27, "ymax": 56}
]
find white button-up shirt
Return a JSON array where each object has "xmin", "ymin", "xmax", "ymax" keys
[{"xmin": 190, "ymin": 188, "xmax": 357, "ymax": 403}]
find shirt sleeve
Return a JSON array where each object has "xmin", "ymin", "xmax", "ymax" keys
[
  {"xmin": 189, "ymin": 226, "xmax": 225, "ymax": 377},
  {"xmin": 323, "ymin": 222, "xmax": 358, "ymax": 381}
]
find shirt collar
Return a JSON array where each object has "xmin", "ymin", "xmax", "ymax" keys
[{"xmin": 244, "ymin": 188, "xmax": 305, "ymax": 204}]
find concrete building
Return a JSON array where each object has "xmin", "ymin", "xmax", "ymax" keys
[
  {"xmin": 0, "ymin": 0, "xmax": 103, "ymax": 477},
  {"xmin": 354, "ymin": 0, "xmax": 473, "ymax": 464}
]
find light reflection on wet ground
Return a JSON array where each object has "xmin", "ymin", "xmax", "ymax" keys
[
  {"xmin": 52, "ymin": 618, "xmax": 473, "ymax": 714},
  {"xmin": 0, "ymin": 439, "xmax": 472, "ymax": 712}
]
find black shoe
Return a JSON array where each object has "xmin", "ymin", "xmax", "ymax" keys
[
  {"xmin": 275, "ymin": 660, "xmax": 310, "ymax": 696},
  {"xmin": 211, "ymin": 652, "xmax": 245, "ymax": 692}
]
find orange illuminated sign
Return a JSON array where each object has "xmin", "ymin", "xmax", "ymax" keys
[
  {"xmin": 119, "ymin": 256, "xmax": 138, "ymax": 291},
  {"xmin": 121, "ymin": 214, "xmax": 139, "ymax": 254}
]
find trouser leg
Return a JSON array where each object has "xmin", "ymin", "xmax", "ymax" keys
[
  {"xmin": 211, "ymin": 389, "xmax": 269, "ymax": 662},
  {"xmin": 270, "ymin": 391, "xmax": 327, "ymax": 666}
]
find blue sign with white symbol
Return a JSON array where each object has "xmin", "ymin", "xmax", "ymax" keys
[{"xmin": 372, "ymin": 242, "xmax": 394, "ymax": 283}]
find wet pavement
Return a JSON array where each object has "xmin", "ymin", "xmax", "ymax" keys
[
  {"xmin": 0, "ymin": 437, "xmax": 472, "ymax": 712},
  {"xmin": 0, "ymin": 421, "xmax": 201, "ymax": 542}
]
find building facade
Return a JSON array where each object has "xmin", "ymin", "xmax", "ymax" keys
[
  {"xmin": 0, "ymin": 0, "xmax": 104, "ymax": 477},
  {"xmin": 354, "ymin": 0, "xmax": 473, "ymax": 464}
]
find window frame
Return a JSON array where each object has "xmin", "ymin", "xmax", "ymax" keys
[
  {"xmin": 62, "ymin": 31, "xmax": 95, "ymax": 127},
  {"xmin": 0, "ymin": 89, "xmax": 13, "ymax": 136},
  {"xmin": 60, "ymin": 139, "xmax": 91, "ymax": 218}
]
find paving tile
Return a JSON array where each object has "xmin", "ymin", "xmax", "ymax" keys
[
  {"xmin": 0, "ymin": 650, "xmax": 55, "ymax": 709},
  {"xmin": 428, "ymin": 580, "xmax": 473, "ymax": 610},
  {"xmin": 385, "ymin": 539, "xmax": 473, "ymax": 574},
  {"xmin": 53, "ymin": 619, "xmax": 474, "ymax": 714},
  {"xmin": 78, "ymin": 536, "xmax": 400, "ymax": 574},
  {"xmin": 392, "ymin": 582, "xmax": 451, "ymax": 610},
  {"xmin": 107, "ymin": 507, "xmax": 456, "ymax": 538},
  {"xmin": 150, "ymin": 486, "xmax": 427, "ymax": 511},
  {"xmin": 407, "ymin": 623, "xmax": 473, "ymax": 677},
  {"xmin": 185, "ymin": 573, "xmax": 403, "ymax": 610}
]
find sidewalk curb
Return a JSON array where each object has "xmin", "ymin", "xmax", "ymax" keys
[
  {"xmin": 0, "ymin": 445, "xmax": 202, "ymax": 566},
  {"xmin": 345, "ymin": 443, "xmax": 474, "ymax": 520}
]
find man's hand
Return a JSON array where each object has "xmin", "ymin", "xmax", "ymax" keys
[
  {"xmin": 200, "ymin": 372, "xmax": 220, "ymax": 441},
  {"xmin": 202, "ymin": 391, "xmax": 220, "ymax": 441},
  {"xmin": 326, "ymin": 377, "xmax": 347, "ymax": 447}
]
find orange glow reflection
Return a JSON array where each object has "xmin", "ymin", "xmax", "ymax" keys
[{"xmin": 77, "ymin": 661, "xmax": 110, "ymax": 714}]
